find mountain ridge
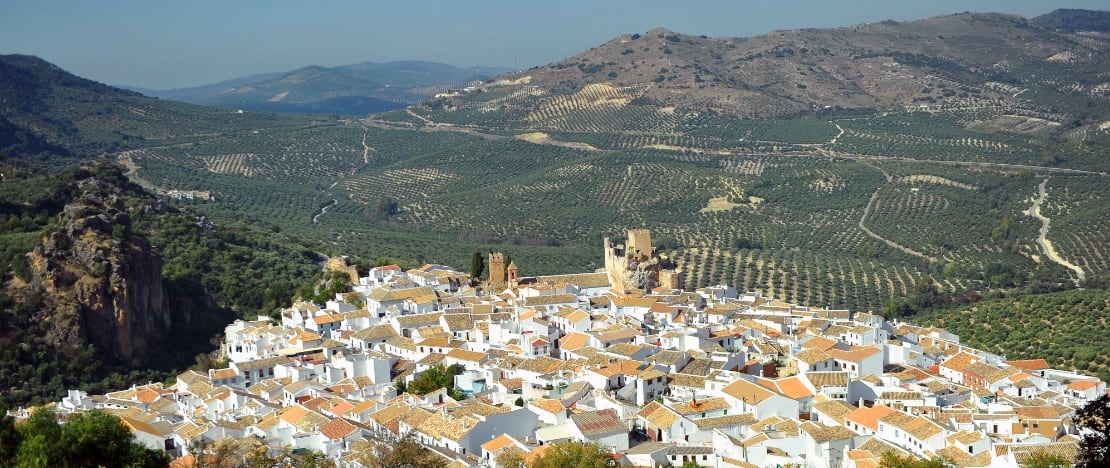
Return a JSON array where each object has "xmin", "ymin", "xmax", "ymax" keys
[
  {"xmin": 130, "ymin": 60, "xmax": 513, "ymax": 115},
  {"xmin": 466, "ymin": 11, "xmax": 1107, "ymax": 119}
]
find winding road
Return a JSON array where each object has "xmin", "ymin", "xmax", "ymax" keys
[
  {"xmin": 857, "ymin": 163, "xmax": 938, "ymax": 262},
  {"xmin": 1026, "ymin": 177, "xmax": 1085, "ymax": 285},
  {"xmin": 312, "ymin": 199, "xmax": 338, "ymax": 225}
]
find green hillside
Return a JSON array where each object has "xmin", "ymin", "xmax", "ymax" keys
[{"xmin": 915, "ymin": 289, "xmax": 1110, "ymax": 381}]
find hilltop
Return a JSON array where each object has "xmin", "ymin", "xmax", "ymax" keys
[{"xmin": 426, "ymin": 12, "xmax": 1107, "ymax": 120}]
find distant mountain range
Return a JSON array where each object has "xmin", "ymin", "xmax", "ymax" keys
[{"xmin": 122, "ymin": 61, "xmax": 513, "ymax": 116}]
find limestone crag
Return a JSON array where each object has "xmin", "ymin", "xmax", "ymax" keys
[{"xmin": 27, "ymin": 174, "xmax": 182, "ymax": 366}]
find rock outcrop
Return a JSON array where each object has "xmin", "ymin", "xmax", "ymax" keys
[{"xmin": 25, "ymin": 167, "xmax": 193, "ymax": 366}]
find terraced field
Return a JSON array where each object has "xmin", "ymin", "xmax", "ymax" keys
[
  {"xmin": 88, "ymin": 18, "xmax": 1107, "ymax": 314},
  {"xmin": 115, "ymin": 97, "xmax": 1107, "ymax": 314}
]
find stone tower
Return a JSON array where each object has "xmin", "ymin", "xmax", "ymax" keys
[
  {"xmin": 603, "ymin": 229, "xmax": 682, "ymax": 292},
  {"xmin": 626, "ymin": 229, "xmax": 654, "ymax": 262},
  {"xmin": 488, "ymin": 252, "xmax": 506, "ymax": 289},
  {"xmin": 507, "ymin": 260, "xmax": 519, "ymax": 288}
]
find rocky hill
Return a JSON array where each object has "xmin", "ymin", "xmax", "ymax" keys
[
  {"xmin": 25, "ymin": 167, "xmax": 199, "ymax": 364},
  {"xmin": 445, "ymin": 12, "xmax": 1106, "ymax": 119},
  {"xmin": 0, "ymin": 161, "xmax": 318, "ymax": 406}
]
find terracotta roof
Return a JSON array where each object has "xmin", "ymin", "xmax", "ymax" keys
[
  {"xmin": 1068, "ymin": 380, "xmax": 1099, "ymax": 391},
  {"xmin": 794, "ymin": 348, "xmax": 832, "ymax": 365},
  {"xmin": 671, "ymin": 397, "xmax": 731, "ymax": 415},
  {"xmin": 812, "ymin": 400, "xmax": 856, "ymax": 425},
  {"xmin": 941, "ymin": 352, "xmax": 981, "ymax": 372},
  {"xmin": 692, "ymin": 413, "xmax": 757, "ymax": 429},
  {"xmin": 757, "ymin": 376, "xmax": 814, "ymax": 400},
  {"xmin": 804, "ymin": 371, "xmax": 850, "ymax": 389},
  {"xmin": 801, "ymin": 421, "xmax": 859, "ymax": 442},
  {"xmin": 536, "ymin": 272, "xmax": 611, "ymax": 288},
  {"xmin": 280, "ymin": 405, "xmax": 310, "ymax": 425},
  {"xmin": 521, "ymin": 294, "xmax": 577, "ymax": 306},
  {"xmin": 637, "ymin": 401, "xmax": 682, "ymax": 428},
  {"xmin": 530, "ymin": 398, "xmax": 566, "ymax": 415},
  {"xmin": 446, "ymin": 348, "xmax": 487, "ymax": 362},
  {"xmin": 826, "ymin": 346, "xmax": 882, "ymax": 363},
  {"xmin": 1006, "ymin": 359, "xmax": 1050, "ymax": 371},
  {"xmin": 668, "ymin": 373, "xmax": 706, "ymax": 389},
  {"xmin": 558, "ymin": 332, "xmax": 590, "ymax": 350},
  {"xmin": 722, "ymin": 378, "xmax": 777, "ymax": 404},
  {"xmin": 946, "ymin": 429, "xmax": 987, "ymax": 446},
  {"xmin": 879, "ymin": 412, "xmax": 944, "ymax": 440},
  {"xmin": 571, "ymin": 409, "xmax": 625, "ymax": 438},
  {"xmin": 353, "ymin": 324, "xmax": 398, "ymax": 341},
  {"xmin": 481, "ymin": 433, "xmax": 520, "ymax": 453},
  {"xmin": 319, "ymin": 417, "xmax": 358, "ymax": 440},
  {"xmin": 846, "ymin": 404, "xmax": 895, "ymax": 431},
  {"xmin": 442, "ymin": 314, "xmax": 474, "ymax": 331},
  {"xmin": 209, "ymin": 368, "xmax": 238, "ymax": 380}
]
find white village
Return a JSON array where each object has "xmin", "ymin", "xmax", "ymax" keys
[{"xmin": 19, "ymin": 230, "xmax": 1106, "ymax": 467}]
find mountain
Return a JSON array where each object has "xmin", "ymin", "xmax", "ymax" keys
[
  {"xmin": 436, "ymin": 12, "xmax": 1108, "ymax": 119},
  {"xmin": 0, "ymin": 53, "xmax": 324, "ymax": 163},
  {"xmin": 136, "ymin": 60, "xmax": 513, "ymax": 115},
  {"xmin": 1033, "ymin": 8, "xmax": 1110, "ymax": 34},
  {"xmin": 119, "ymin": 71, "xmax": 285, "ymax": 99}
]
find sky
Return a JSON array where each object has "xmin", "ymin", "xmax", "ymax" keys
[{"xmin": 1, "ymin": 0, "xmax": 1105, "ymax": 89}]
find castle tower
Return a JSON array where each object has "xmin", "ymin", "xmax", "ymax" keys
[
  {"xmin": 488, "ymin": 252, "xmax": 506, "ymax": 289},
  {"xmin": 507, "ymin": 260, "xmax": 519, "ymax": 288},
  {"xmin": 626, "ymin": 229, "xmax": 653, "ymax": 262}
]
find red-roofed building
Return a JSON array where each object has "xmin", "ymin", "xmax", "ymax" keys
[{"xmin": 1066, "ymin": 379, "xmax": 1106, "ymax": 402}]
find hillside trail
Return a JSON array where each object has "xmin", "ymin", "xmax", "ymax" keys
[
  {"xmin": 828, "ymin": 122, "xmax": 845, "ymax": 145},
  {"xmin": 857, "ymin": 163, "xmax": 938, "ymax": 263},
  {"xmin": 312, "ymin": 199, "xmax": 338, "ymax": 225},
  {"xmin": 1026, "ymin": 176, "xmax": 1085, "ymax": 286},
  {"xmin": 360, "ymin": 129, "xmax": 376, "ymax": 164},
  {"xmin": 405, "ymin": 108, "xmax": 433, "ymax": 125}
]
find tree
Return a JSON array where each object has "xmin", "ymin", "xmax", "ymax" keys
[
  {"xmin": 1021, "ymin": 449, "xmax": 1072, "ymax": 467},
  {"xmin": 349, "ymin": 432, "xmax": 440, "ymax": 468},
  {"xmin": 376, "ymin": 197, "xmax": 399, "ymax": 217},
  {"xmin": 878, "ymin": 452, "xmax": 950, "ymax": 468},
  {"xmin": 470, "ymin": 251, "xmax": 485, "ymax": 279},
  {"xmin": 14, "ymin": 408, "xmax": 168, "ymax": 467},
  {"xmin": 495, "ymin": 447, "xmax": 526, "ymax": 468},
  {"xmin": 0, "ymin": 403, "xmax": 21, "ymax": 462},
  {"xmin": 531, "ymin": 442, "xmax": 613, "ymax": 468},
  {"xmin": 406, "ymin": 364, "xmax": 467, "ymax": 400},
  {"xmin": 1077, "ymin": 395, "xmax": 1110, "ymax": 467}
]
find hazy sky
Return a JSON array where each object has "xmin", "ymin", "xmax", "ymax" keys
[{"xmin": 2, "ymin": 0, "xmax": 1105, "ymax": 89}]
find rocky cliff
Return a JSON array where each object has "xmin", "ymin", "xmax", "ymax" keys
[{"xmin": 27, "ymin": 178, "xmax": 180, "ymax": 365}]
